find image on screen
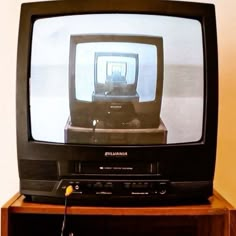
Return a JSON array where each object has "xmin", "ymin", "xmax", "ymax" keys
[
  {"xmin": 94, "ymin": 52, "xmax": 139, "ymax": 100},
  {"xmin": 74, "ymin": 42, "xmax": 157, "ymax": 104},
  {"xmin": 30, "ymin": 14, "xmax": 204, "ymax": 145}
]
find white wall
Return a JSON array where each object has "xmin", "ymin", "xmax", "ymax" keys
[
  {"xmin": 0, "ymin": 0, "xmax": 46, "ymax": 228},
  {"xmin": 0, "ymin": 0, "xmax": 236, "ymax": 226},
  {"xmin": 179, "ymin": 0, "xmax": 236, "ymax": 206},
  {"xmin": 0, "ymin": 1, "xmax": 20, "ymax": 206},
  {"xmin": 0, "ymin": 0, "xmax": 19, "ymax": 231}
]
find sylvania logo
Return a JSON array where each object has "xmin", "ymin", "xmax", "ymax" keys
[{"xmin": 105, "ymin": 152, "xmax": 128, "ymax": 157}]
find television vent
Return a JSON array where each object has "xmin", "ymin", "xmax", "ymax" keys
[
  {"xmin": 20, "ymin": 180, "xmax": 56, "ymax": 192},
  {"xmin": 19, "ymin": 160, "xmax": 58, "ymax": 180}
]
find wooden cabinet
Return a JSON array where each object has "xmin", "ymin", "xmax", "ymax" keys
[{"xmin": 1, "ymin": 191, "xmax": 235, "ymax": 236}]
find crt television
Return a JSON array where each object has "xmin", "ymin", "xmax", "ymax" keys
[
  {"xmin": 16, "ymin": 0, "xmax": 218, "ymax": 205},
  {"xmin": 67, "ymin": 34, "xmax": 164, "ymax": 144}
]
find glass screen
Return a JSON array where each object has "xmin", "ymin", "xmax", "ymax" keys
[{"xmin": 30, "ymin": 14, "xmax": 204, "ymax": 145}]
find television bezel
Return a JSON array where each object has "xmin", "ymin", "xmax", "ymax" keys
[{"xmin": 16, "ymin": 0, "xmax": 218, "ymax": 181}]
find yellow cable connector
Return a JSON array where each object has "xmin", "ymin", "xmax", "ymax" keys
[{"xmin": 65, "ymin": 185, "xmax": 73, "ymax": 197}]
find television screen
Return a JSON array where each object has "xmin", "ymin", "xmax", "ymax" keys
[{"xmin": 30, "ymin": 14, "xmax": 203, "ymax": 145}]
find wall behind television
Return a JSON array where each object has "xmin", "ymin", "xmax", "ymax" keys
[
  {"xmin": 0, "ymin": 0, "xmax": 235, "ymax": 215},
  {"xmin": 182, "ymin": 0, "xmax": 236, "ymax": 206},
  {"xmin": 0, "ymin": 0, "xmax": 47, "ymax": 224}
]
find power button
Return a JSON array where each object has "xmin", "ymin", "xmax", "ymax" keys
[{"xmin": 159, "ymin": 182, "xmax": 167, "ymax": 195}]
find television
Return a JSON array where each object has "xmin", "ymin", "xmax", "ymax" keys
[
  {"xmin": 67, "ymin": 34, "xmax": 164, "ymax": 144},
  {"xmin": 16, "ymin": 0, "xmax": 218, "ymax": 205}
]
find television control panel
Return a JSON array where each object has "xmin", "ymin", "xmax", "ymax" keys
[{"xmin": 57, "ymin": 179, "xmax": 169, "ymax": 197}]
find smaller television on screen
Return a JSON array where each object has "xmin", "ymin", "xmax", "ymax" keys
[
  {"xmin": 67, "ymin": 35, "xmax": 164, "ymax": 144},
  {"xmin": 93, "ymin": 52, "xmax": 139, "ymax": 100}
]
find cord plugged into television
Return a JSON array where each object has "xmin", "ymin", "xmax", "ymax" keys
[
  {"xmin": 61, "ymin": 185, "xmax": 74, "ymax": 236},
  {"xmin": 92, "ymin": 119, "xmax": 99, "ymax": 143},
  {"xmin": 65, "ymin": 185, "xmax": 73, "ymax": 197}
]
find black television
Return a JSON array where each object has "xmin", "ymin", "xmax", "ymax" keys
[{"xmin": 16, "ymin": 0, "xmax": 218, "ymax": 205}]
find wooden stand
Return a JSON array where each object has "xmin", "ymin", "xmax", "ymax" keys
[{"xmin": 1, "ymin": 191, "xmax": 236, "ymax": 236}]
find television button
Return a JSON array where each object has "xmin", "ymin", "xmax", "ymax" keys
[
  {"xmin": 159, "ymin": 189, "xmax": 167, "ymax": 195},
  {"xmin": 124, "ymin": 182, "xmax": 131, "ymax": 189},
  {"xmin": 104, "ymin": 182, "xmax": 113, "ymax": 188},
  {"xmin": 94, "ymin": 182, "xmax": 103, "ymax": 189},
  {"xmin": 159, "ymin": 182, "xmax": 168, "ymax": 195}
]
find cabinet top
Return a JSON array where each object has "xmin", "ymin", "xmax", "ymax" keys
[{"xmin": 1, "ymin": 191, "xmax": 234, "ymax": 216}]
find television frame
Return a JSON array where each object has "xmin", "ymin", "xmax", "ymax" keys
[{"xmin": 16, "ymin": 0, "xmax": 218, "ymax": 204}]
